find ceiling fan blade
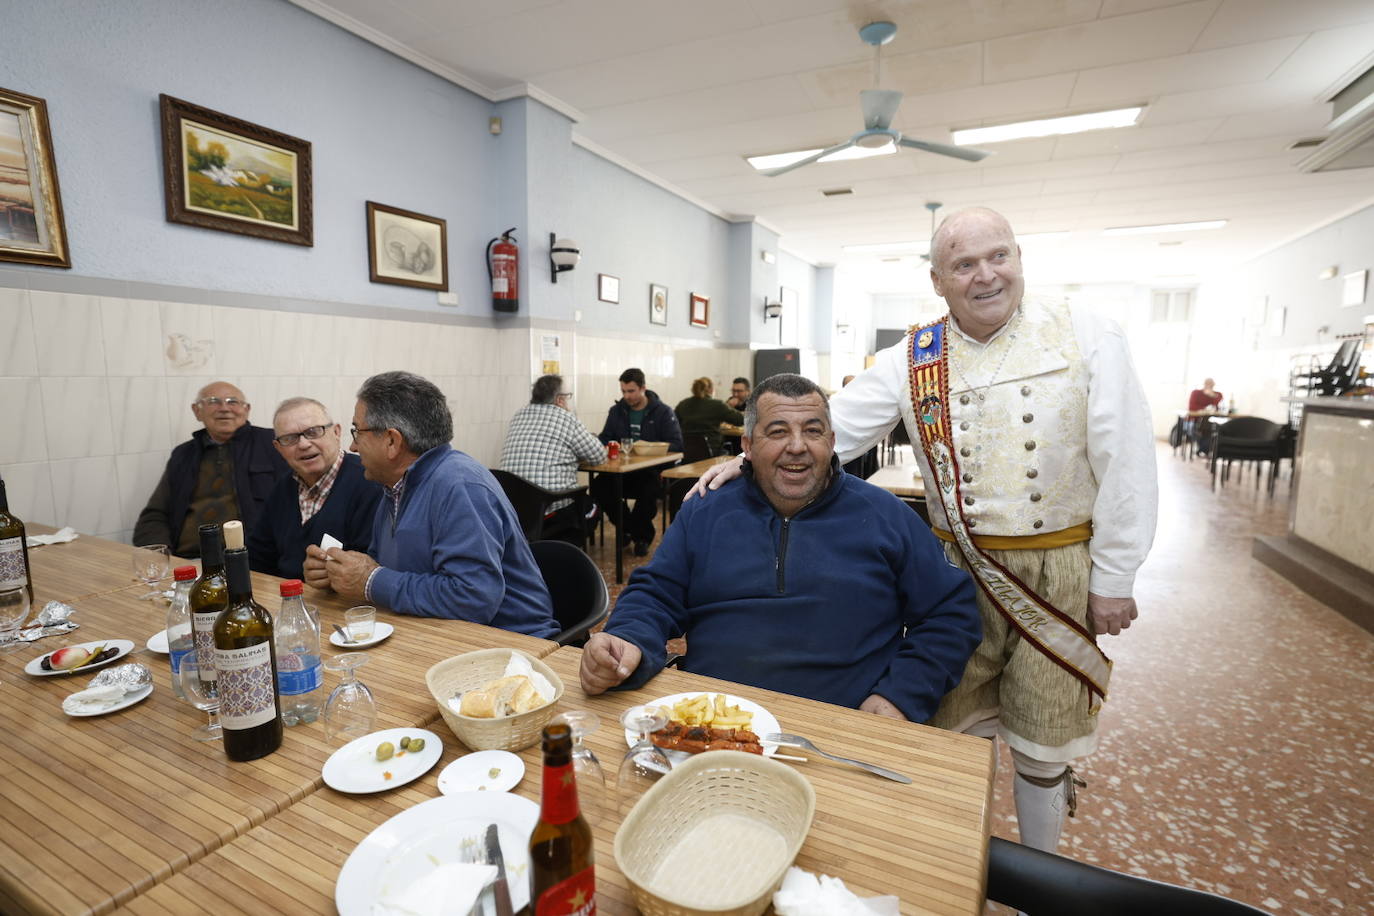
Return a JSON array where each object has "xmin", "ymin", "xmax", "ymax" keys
[
  {"xmin": 860, "ymin": 89, "xmax": 903, "ymax": 130},
  {"xmin": 897, "ymin": 136, "xmax": 992, "ymax": 162},
  {"xmin": 761, "ymin": 140, "xmax": 857, "ymax": 177}
]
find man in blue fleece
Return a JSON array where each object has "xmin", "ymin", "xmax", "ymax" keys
[
  {"xmin": 580, "ymin": 374, "xmax": 980, "ymax": 722},
  {"xmin": 302, "ymin": 371, "xmax": 558, "ymax": 638}
]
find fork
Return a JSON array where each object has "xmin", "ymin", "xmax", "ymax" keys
[
  {"xmin": 761, "ymin": 732, "xmax": 912, "ymax": 784},
  {"xmin": 461, "ymin": 843, "xmax": 490, "ymax": 916}
]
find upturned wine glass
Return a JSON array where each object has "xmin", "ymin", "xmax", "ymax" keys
[
  {"xmin": 552, "ymin": 710, "xmax": 607, "ymax": 825},
  {"xmin": 615, "ymin": 705, "xmax": 671, "ymax": 820},
  {"xmin": 0, "ymin": 587, "xmax": 30, "ymax": 655},
  {"xmin": 323, "ymin": 652, "xmax": 376, "ymax": 742},
  {"xmin": 178, "ymin": 653, "xmax": 222, "ymax": 741},
  {"xmin": 131, "ymin": 544, "xmax": 171, "ymax": 600}
]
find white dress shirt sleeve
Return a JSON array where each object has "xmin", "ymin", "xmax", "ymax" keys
[{"xmin": 830, "ymin": 339, "xmax": 908, "ymax": 463}]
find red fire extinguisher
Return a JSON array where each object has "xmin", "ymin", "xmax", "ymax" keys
[{"xmin": 486, "ymin": 228, "xmax": 519, "ymax": 313}]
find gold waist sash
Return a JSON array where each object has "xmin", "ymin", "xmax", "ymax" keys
[{"xmin": 931, "ymin": 520, "xmax": 1093, "ymax": 551}]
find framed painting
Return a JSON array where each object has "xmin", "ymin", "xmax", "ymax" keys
[
  {"xmin": 649, "ymin": 283, "xmax": 668, "ymax": 325},
  {"xmin": 598, "ymin": 273, "xmax": 620, "ymax": 303},
  {"xmin": 689, "ymin": 293, "xmax": 710, "ymax": 328},
  {"xmin": 0, "ymin": 87, "xmax": 70, "ymax": 268},
  {"xmin": 366, "ymin": 201, "xmax": 448, "ymax": 291},
  {"xmin": 159, "ymin": 94, "xmax": 312, "ymax": 246}
]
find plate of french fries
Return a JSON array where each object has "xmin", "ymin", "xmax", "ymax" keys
[{"xmin": 624, "ymin": 692, "xmax": 781, "ymax": 761}]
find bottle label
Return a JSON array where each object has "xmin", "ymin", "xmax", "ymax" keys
[
  {"xmin": 540, "ymin": 761, "xmax": 582, "ymax": 825},
  {"xmin": 169, "ymin": 646, "xmax": 193, "ymax": 677},
  {"xmin": 0, "ymin": 536, "xmax": 26, "ymax": 590},
  {"xmin": 214, "ymin": 642, "xmax": 278, "ymax": 729},
  {"xmin": 535, "ymin": 866, "xmax": 596, "ymax": 916},
  {"xmin": 192, "ymin": 611, "xmax": 219, "ymax": 681},
  {"xmin": 277, "ymin": 657, "xmax": 322, "ymax": 695}
]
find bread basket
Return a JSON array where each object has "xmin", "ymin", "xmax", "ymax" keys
[
  {"xmin": 631, "ymin": 440, "xmax": 670, "ymax": 456},
  {"xmin": 425, "ymin": 648, "xmax": 564, "ymax": 752},
  {"xmin": 614, "ymin": 751, "xmax": 815, "ymax": 916}
]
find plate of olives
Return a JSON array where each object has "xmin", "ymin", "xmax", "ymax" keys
[
  {"xmin": 26, "ymin": 640, "xmax": 135, "ymax": 677},
  {"xmin": 323, "ymin": 727, "xmax": 443, "ymax": 794}
]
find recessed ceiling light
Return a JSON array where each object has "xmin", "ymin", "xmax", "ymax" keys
[
  {"xmin": 842, "ymin": 240, "xmax": 922, "ymax": 253},
  {"xmin": 746, "ymin": 144, "xmax": 895, "ymax": 172},
  {"xmin": 952, "ymin": 106, "xmax": 1144, "ymax": 146},
  {"xmin": 1103, "ymin": 219, "xmax": 1226, "ymax": 236}
]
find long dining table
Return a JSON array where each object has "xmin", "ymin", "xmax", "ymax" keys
[{"xmin": 4, "ymin": 530, "xmax": 994, "ymax": 915}]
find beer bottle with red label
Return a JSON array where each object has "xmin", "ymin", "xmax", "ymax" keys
[{"xmin": 529, "ymin": 722, "xmax": 596, "ymax": 915}]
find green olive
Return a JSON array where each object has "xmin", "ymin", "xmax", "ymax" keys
[
  {"xmin": 399, "ymin": 736, "xmax": 411, "ymax": 750},
  {"xmin": 407, "ymin": 737, "xmax": 425, "ymax": 753},
  {"xmin": 376, "ymin": 741, "xmax": 395, "ymax": 761}
]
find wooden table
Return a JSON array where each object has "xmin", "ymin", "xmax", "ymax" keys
[
  {"xmin": 579, "ymin": 452, "xmax": 683, "ymax": 584},
  {"xmin": 24, "ymin": 524, "xmax": 148, "ymax": 604},
  {"xmin": 719, "ymin": 423, "xmax": 744, "ymax": 438},
  {"xmin": 657, "ymin": 455, "xmax": 734, "ymax": 530},
  {"xmin": 867, "ymin": 463, "xmax": 927, "ymax": 499},
  {"xmin": 118, "ymin": 646, "xmax": 994, "ymax": 915}
]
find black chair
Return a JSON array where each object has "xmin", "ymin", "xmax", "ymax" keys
[
  {"xmin": 987, "ymin": 837, "xmax": 1271, "ymax": 916},
  {"xmin": 490, "ymin": 469, "xmax": 590, "ymax": 546},
  {"xmin": 682, "ymin": 433, "xmax": 713, "ymax": 463},
  {"xmin": 529, "ymin": 540, "xmax": 609, "ymax": 647},
  {"xmin": 1208, "ymin": 417, "xmax": 1284, "ymax": 494}
]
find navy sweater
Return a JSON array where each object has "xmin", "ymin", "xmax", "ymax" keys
[
  {"xmin": 597, "ymin": 390, "xmax": 683, "ymax": 452},
  {"xmin": 606, "ymin": 460, "xmax": 982, "ymax": 722},
  {"xmin": 247, "ymin": 454, "xmax": 382, "ymax": 580}
]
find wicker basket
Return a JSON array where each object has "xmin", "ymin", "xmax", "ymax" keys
[
  {"xmin": 632, "ymin": 440, "xmax": 670, "ymax": 456},
  {"xmin": 425, "ymin": 649, "xmax": 564, "ymax": 752},
  {"xmin": 613, "ymin": 750, "xmax": 815, "ymax": 916}
]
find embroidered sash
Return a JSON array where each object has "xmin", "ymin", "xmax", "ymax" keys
[{"xmin": 907, "ymin": 318, "xmax": 1111, "ymax": 712}]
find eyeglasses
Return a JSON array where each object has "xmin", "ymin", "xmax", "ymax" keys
[
  {"xmin": 556, "ymin": 391, "xmax": 573, "ymax": 400},
  {"xmin": 196, "ymin": 396, "xmax": 247, "ymax": 410},
  {"xmin": 274, "ymin": 425, "xmax": 331, "ymax": 447},
  {"xmin": 350, "ymin": 425, "xmax": 380, "ymax": 440}
]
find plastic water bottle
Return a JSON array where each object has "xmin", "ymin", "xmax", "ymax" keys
[
  {"xmin": 274, "ymin": 579, "xmax": 323, "ymax": 725},
  {"xmin": 166, "ymin": 564, "xmax": 198, "ymax": 700}
]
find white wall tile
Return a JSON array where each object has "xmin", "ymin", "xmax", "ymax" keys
[
  {"xmin": 0, "ymin": 378, "xmax": 48, "ymax": 464},
  {"xmin": 0, "ymin": 461, "xmax": 55, "ymax": 527},
  {"xmin": 164, "ymin": 375, "xmax": 214, "ymax": 444},
  {"xmin": 0, "ymin": 287, "xmax": 37, "ymax": 376},
  {"xmin": 214, "ymin": 306, "xmax": 304, "ymax": 378},
  {"xmin": 100, "ymin": 298, "xmax": 164, "ymax": 376},
  {"xmin": 50, "ymin": 456, "xmax": 124, "ymax": 535},
  {"xmin": 114, "ymin": 451, "xmax": 171, "ymax": 530},
  {"xmin": 29, "ymin": 290, "xmax": 106, "ymax": 377},
  {"xmin": 40, "ymin": 377, "xmax": 116, "ymax": 460},
  {"xmin": 108, "ymin": 377, "xmax": 172, "ymax": 454},
  {"xmin": 300, "ymin": 313, "xmax": 343, "ymax": 378},
  {"xmin": 159, "ymin": 301, "xmax": 217, "ymax": 376}
]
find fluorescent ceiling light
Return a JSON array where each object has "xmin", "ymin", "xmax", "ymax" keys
[
  {"xmin": 952, "ymin": 107, "xmax": 1143, "ymax": 146},
  {"xmin": 1102, "ymin": 220, "xmax": 1227, "ymax": 236},
  {"xmin": 1018, "ymin": 231, "xmax": 1071, "ymax": 242},
  {"xmin": 842, "ymin": 240, "xmax": 921, "ymax": 253},
  {"xmin": 747, "ymin": 144, "xmax": 895, "ymax": 171}
]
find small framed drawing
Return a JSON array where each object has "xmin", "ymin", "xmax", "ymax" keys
[
  {"xmin": 649, "ymin": 284, "xmax": 668, "ymax": 325},
  {"xmin": 689, "ymin": 293, "xmax": 710, "ymax": 328},
  {"xmin": 159, "ymin": 94, "xmax": 312, "ymax": 246},
  {"xmin": 0, "ymin": 87, "xmax": 70, "ymax": 268},
  {"xmin": 366, "ymin": 201, "xmax": 448, "ymax": 291},
  {"xmin": 598, "ymin": 273, "xmax": 620, "ymax": 303}
]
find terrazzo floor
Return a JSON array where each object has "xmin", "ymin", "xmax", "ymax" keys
[{"xmin": 583, "ymin": 443, "xmax": 1374, "ymax": 915}]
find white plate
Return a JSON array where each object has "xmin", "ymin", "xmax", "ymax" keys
[
  {"xmin": 627, "ymin": 692, "xmax": 782, "ymax": 765},
  {"xmin": 436, "ymin": 750, "xmax": 525, "ymax": 795},
  {"xmin": 65, "ymin": 683, "xmax": 154, "ymax": 717},
  {"xmin": 336, "ymin": 792, "xmax": 539, "ymax": 916},
  {"xmin": 329, "ymin": 621, "xmax": 394, "ymax": 649},
  {"xmin": 25, "ymin": 639, "xmax": 136, "ymax": 677},
  {"xmin": 322, "ymin": 727, "xmax": 442, "ymax": 794},
  {"xmin": 146, "ymin": 629, "xmax": 169, "ymax": 654}
]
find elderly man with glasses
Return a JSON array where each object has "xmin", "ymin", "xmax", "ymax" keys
[
  {"xmin": 134, "ymin": 381, "xmax": 288, "ymax": 558},
  {"xmin": 246, "ymin": 397, "xmax": 382, "ymax": 579}
]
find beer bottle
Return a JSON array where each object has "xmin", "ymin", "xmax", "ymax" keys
[{"xmin": 529, "ymin": 722, "xmax": 596, "ymax": 915}]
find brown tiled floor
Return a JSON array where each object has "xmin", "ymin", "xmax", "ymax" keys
[{"xmin": 583, "ymin": 445, "xmax": 1374, "ymax": 914}]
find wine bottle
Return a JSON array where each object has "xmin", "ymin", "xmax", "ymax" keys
[
  {"xmin": 188, "ymin": 524, "xmax": 227, "ymax": 696},
  {"xmin": 213, "ymin": 520, "xmax": 282, "ymax": 762},
  {"xmin": 0, "ymin": 478, "xmax": 35, "ymax": 603},
  {"xmin": 529, "ymin": 723, "xmax": 596, "ymax": 915}
]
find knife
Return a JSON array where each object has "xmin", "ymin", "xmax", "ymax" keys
[{"xmin": 484, "ymin": 823, "xmax": 515, "ymax": 916}]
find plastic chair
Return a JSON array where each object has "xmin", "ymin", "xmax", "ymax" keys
[
  {"xmin": 489, "ymin": 469, "xmax": 589, "ymax": 546},
  {"xmin": 1208, "ymin": 417, "xmax": 1283, "ymax": 494},
  {"xmin": 528, "ymin": 540, "xmax": 610, "ymax": 647},
  {"xmin": 986, "ymin": 837, "xmax": 1271, "ymax": 916},
  {"xmin": 681, "ymin": 433, "xmax": 713, "ymax": 463}
]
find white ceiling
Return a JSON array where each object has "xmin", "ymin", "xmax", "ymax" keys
[{"xmin": 297, "ymin": 0, "xmax": 1374, "ymax": 291}]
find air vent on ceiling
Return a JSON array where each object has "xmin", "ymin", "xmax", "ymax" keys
[
  {"xmin": 821, "ymin": 187, "xmax": 854, "ymax": 196},
  {"xmin": 1159, "ymin": 240, "xmax": 1184, "ymax": 246},
  {"xmin": 1298, "ymin": 59, "xmax": 1374, "ymax": 172},
  {"xmin": 1289, "ymin": 137, "xmax": 1324, "ymax": 150}
]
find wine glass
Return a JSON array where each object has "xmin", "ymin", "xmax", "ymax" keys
[
  {"xmin": 552, "ymin": 710, "xmax": 607, "ymax": 825},
  {"xmin": 131, "ymin": 544, "xmax": 171, "ymax": 600},
  {"xmin": 616, "ymin": 705, "xmax": 671, "ymax": 820},
  {"xmin": 178, "ymin": 653, "xmax": 222, "ymax": 741},
  {"xmin": 0, "ymin": 587, "xmax": 30, "ymax": 655},
  {"xmin": 323, "ymin": 652, "xmax": 376, "ymax": 742}
]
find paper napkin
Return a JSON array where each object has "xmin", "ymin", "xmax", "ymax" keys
[
  {"xmin": 503, "ymin": 651, "xmax": 555, "ymax": 703},
  {"xmin": 26, "ymin": 526, "xmax": 79, "ymax": 547},
  {"xmin": 372, "ymin": 862, "xmax": 496, "ymax": 916},
  {"xmin": 320, "ymin": 533, "xmax": 344, "ymax": 552},
  {"xmin": 773, "ymin": 867, "xmax": 900, "ymax": 916},
  {"xmin": 61, "ymin": 683, "xmax": 127, "ymax": 715}
]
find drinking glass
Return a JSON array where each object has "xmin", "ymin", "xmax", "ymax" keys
[
  {"xmin": 178, "ymin": 653, "xmax": 222, "ymax": 741},
  {"xmin": 552, "ymin": 710, "xmax": 607, "ymax": 825},
  {"xmin": 616, "ymin": 705, "xmax": 671, "ymax": 819},
  {"xmin": 344, "ymin": 605, "xmax": 376, "ymax": 642},
  {"xmin": 131, "ymin": 544, "xmax": 171, "ymax": 600},
  {"xmin": 0, "ymin": 587, "xmax": 31, "ymax": 655},
  {"xmin": 619, "ymin": 438, "xmax": 633, "ymax": 461},
  {"xmin": 323, "ymin": 652, "xmax": 376, "ymax": 742}
]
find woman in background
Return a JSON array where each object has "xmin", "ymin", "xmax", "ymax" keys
[{"xmin": 674, "ymin": 377, "xmax": 743, "ymax": 457}]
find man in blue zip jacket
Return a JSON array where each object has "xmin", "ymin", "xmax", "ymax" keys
[
  {"xmin": 592, "ymin": 367, "xmax": 684, "ymax": 556},
  {"xmin": 581, "ymin": 374, "xmax": 981, "ymax": 722}
]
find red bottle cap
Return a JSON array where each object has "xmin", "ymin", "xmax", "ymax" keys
[
  {"xmin": 280, "ymin": 579, "xmax": 304, "ymax": 597},
  {"xmin": 173, "ymin": 565, "xmax": 197, "ymax": 581}
]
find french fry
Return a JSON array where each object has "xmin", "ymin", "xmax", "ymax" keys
[{"xmin": 667, "ymin": 693, "xmax": 752, "ymax": 729}]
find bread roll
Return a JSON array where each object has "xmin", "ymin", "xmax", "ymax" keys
[{"xmin": 459, "ymin": 675, "xmax": 543, "ymax": 718}]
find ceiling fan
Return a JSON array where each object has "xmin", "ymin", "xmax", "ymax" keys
[{"xmin": 762, "ymin": 21, "xmax": 992, "ymax": 178}]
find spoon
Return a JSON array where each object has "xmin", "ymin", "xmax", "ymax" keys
[{"xmin": 331, "ymin": 624, "xmax": 355, "ymax": 644}]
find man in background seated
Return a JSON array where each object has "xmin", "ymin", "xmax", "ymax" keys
[
  {"xmin": 248, "ymin": 397, "xmax": 382, "ymax": 579},
  {"xmin": 724, "ymin": 376, "xmax": 751, "ymax": 410},
  {"xmin": 1187, "ymin": 377, "xmax": 1224, "ymax": 455},
  {"xmin": 499, "ymin": 374, "xmax": 605, "ymax": 535},
  {"xmin": 581, "ymin": 373, "xmax": 981, "ymax": 722},
  {"xmin": 592, "ymin": 367, "xmax": 683, "ymax": 556},
  {"xmin": 303, "ymin": 371, "xmax": 557, "ymax": 638},
  {"xmin": 134, "ymin": 381, "xmax": 287, "ymax": 558}
]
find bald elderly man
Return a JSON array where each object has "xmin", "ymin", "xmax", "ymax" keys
[{"xmin": 134, "ymin": 381, "xmax": 288, "ymax": 558}]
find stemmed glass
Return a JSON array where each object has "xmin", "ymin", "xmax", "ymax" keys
[
  {"xmin": 552, "ymin": 710, "xmax": 606, "ymax": 825},
  {"xmin": 616, "ymin": 705, "xmax": 671, "ymax": 819},
  {"xmin": 178, "ymin": 654, "xmax": 221, "ymax": 741},
  {"xmin": 131, "ymin": 544, "xmax": 171, "ymax": 600},
  {"xmin": 323, "ymin": 652, "xmax": 376, "ymax": 742},
  {"xmin": 0, "ymin": 587, "xmax": 30, "ymax": 654}
]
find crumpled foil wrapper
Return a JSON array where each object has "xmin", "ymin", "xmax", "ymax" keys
[
  {"xmin": 36, "ymin": 600, "xmax": 75, "ymax": 626},
  {"xmin": 90, "ymin": 663, "xmax": 152, "ymax": 692}
]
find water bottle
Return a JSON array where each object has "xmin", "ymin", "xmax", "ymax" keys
[
  {"xmin": 166, "ymin": 565, "xmax": 198, "ymax": 700},
  {"xmin": 274, "ymin": 579, "xmax": 323, "ymax": 725}
]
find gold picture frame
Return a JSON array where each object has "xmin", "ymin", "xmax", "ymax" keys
[{"xmin": 0, "ymin": 87, "xmax": 70, "ymax": 268}]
